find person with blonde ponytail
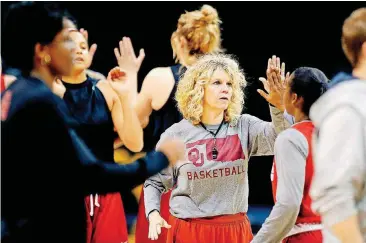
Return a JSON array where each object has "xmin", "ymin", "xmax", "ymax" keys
[{"xmin": 133, "ymin": 5, "xmax": 223, "ymax": 243}]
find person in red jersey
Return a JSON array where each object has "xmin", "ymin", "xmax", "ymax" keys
[{"xmin": 252, "ymin": 67, "xmax": 329, "ymax": 243}]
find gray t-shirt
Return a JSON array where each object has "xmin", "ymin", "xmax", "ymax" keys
[
  {"xmin": 310, "ymin": 80, "xmax": 366, "ymax": 242},
  {"xmin": 144, "ymin": 106, "xmax": 286, "ymax": 219}
]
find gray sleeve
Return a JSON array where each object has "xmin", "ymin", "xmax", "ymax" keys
[
  {"xmin": 241, "ymin": 105, "xmax": 287, "ymax": 157},
  {"xmin": 252, "ymin": 129, "xmax": 307, "ymax": 243},
  {"xmin": 144, "ymin": 167, "xmax": 174, "ymax": 218},
  {"xmin": 144, "ymin": 129, "xmax": 176, "ymax": 218},
  {"xmin": 310, "ymin": 106, "xmax": 364, "ymax": 228}
]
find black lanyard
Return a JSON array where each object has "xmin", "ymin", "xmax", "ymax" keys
[{"xmin": 199, "ymin": 120, "xmax": 225, "ymax": 160}]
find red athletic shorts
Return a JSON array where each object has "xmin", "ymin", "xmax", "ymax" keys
[
  {"xmin": 85, "ymin": 193, "xmax": 128, "ymax": 243},
  {"xmin": 282, "ymin": 230, "xmax": 323, "ymax": 243},
  {"xmin": 166, "ymin": 213, "xmax": 253, "ymax": 243},
  {"xmin": 135, "ymin": 189, "xmax": 172, "ymax": 243}
]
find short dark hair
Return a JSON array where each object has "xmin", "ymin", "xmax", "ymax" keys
[
  {"xmin": 290, "ymin": 67, "xmax": 329, "ymax": 116},
  {"xmin": 2, "ymin": 2, "xmax": 66, "ymax": 74}
]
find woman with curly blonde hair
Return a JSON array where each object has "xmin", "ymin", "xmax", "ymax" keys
[
  {"xmin": 144, "ymin": 53, "xmax": 287, "ymax": 243},
  {"xmin": 133, "ymin": 5, "xmax": 223, "ymax": 243}
]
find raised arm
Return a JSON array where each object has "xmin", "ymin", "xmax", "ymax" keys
[
  {"xmin": 240, "ymin": 105, "xmax": 286, "ymax": 157},
  {"xmin": 99, "ymin": 67, "xmax": 144, "ymax": 152},
  {"xmin": 242, "ymin": 56, "xmax": 289, "ymax": 157},
  {"xmin": 113, "ymin": 37, "xmax": 144, "ymax": 104}
]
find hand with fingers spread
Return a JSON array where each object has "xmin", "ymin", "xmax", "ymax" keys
[
  {"xmin": 257, "ymin": 55, "xmax": 289, "ymax": 111},
  {"xmin": 148, "ymin": 210, "xmax": 171, "ymax": 241},
  {"xmin": 80, "ymin": 28, "xmax": 97, "ymax": 69},
  {"xmin": 114, "ymin": 37, "xmax": 145, "ymax": 74}
]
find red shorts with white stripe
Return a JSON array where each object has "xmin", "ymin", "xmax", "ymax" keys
[{"xmin": 85, "ymin": 192, "xmax": 128, "ymax": 243}]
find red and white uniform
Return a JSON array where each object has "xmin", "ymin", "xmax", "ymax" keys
[{"xmin": 253, "ymin": 121, "xmax": 322, "ymax": 243}]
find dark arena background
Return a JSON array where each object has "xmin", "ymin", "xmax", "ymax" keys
[{"xmin": 1, "ymin": 1, "xmax": 365, "ymax": 241}]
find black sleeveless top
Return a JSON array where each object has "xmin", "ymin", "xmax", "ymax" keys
[
  {"xmin": 62, "ymin": 76, "xmax": 115, "ymax": 162},
  {"xmin": 143, "ymin": 64, "xmax": 186, "ymax": 151}
]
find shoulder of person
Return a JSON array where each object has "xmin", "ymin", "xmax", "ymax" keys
[
  {"xmin": 311, "ymin": 80, "xmax": 366, "ymax": 125},
  {"xmin": 276, "ymin": 128, "xmax": 302, "ymax": 143},
  {"xmin": 275, "ymin": 128, "xmax": 308, "ymax": 154},
  {"xmin": 143, "ymin": 67, "xmax": 174, "ymax": 87},
  {"xmin": 163, "ymin": 119, "xmax": 193, "ymax": 138},
  {"xmin": 147, "ymin": 67, "xmax": 172, "ymax": 77}
]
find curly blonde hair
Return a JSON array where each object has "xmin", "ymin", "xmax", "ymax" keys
[
  {"xmin": 175, "ymin": 53, "xmax": 246, "ymax": 125},
  {"xmin": 171, "ymin": 5, "xmax": 223, "ymax": 62}
]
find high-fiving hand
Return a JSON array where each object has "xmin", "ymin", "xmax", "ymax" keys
[
  {"xmin": 257, "ymin": 55, "xmax": 290, "ymax": 111},
  {"xmin": 114, "ymin": 37, "xmax": 145, "ymax": 74}
]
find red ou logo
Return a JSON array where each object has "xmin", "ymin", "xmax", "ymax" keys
[{"xmin": 188, "ymin": 148, "xmax": 204, "ymax": 167}]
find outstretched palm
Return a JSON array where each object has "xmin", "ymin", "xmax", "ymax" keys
[
  {"xmin": 257, "ymin": 55, "xmax": 289, "ymax": 111},
  {"xmin": 114, "ymin": 37, "xmax": 145, "ymax": 74}
]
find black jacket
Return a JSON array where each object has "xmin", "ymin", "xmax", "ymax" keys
[{"xmin": 1, "ymin": 76, "xmax": 169, "ymax": 242}]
